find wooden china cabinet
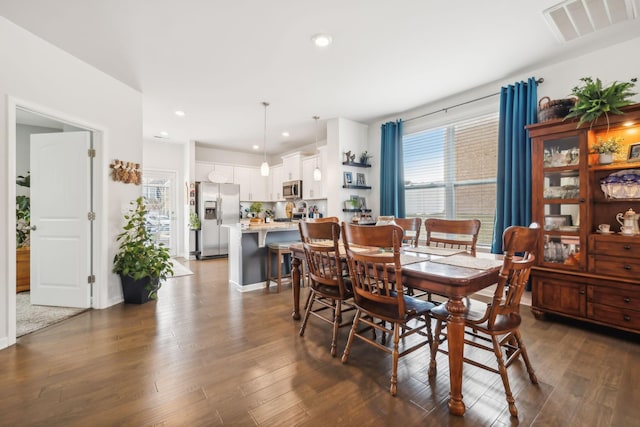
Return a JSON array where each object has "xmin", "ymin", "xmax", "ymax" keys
[{"xmin": 527, "ymin": 103, "xmax": 640, "ymax": 334}]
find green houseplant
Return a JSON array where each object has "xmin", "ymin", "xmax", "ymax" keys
[
  {"xmin": 189, "ymin": 210, "xmax": 201, "ymax": 230},
  {"xmin": 16, "ymin": 172, "xmax": 31, "ymax": 247},
  {"xmin": 113, "ymin": 197, "xmax": 173, "ymax": 303},
  {"xmin": 564, "ymin": 76, "xmax": 637, "ymax": 130},
  {"xmin": 591, "ymin": 136, "xmax": 623, "ymax": 164}
]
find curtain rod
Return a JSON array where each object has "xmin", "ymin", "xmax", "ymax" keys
[{"xmin": 403, "ymin": 77, "xmax": 544, "ymax": 123}]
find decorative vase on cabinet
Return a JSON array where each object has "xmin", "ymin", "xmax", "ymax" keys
[{"xmin": 598, "ymin": 153, "xmax": 613, "ymax": 164}]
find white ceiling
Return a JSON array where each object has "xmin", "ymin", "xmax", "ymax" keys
[{"xmin": 3, "ymin": 0, "xmax": 640, "ymax": 155}]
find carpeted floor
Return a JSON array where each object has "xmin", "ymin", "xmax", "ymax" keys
[
  {"xmin": 16, "ymin": 292, "xmax": 88, "ymax": 337},
  {"xmin": 170, "ymin": 258, "xmax": 193, "ymax": 277}
]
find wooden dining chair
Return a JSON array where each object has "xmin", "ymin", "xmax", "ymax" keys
[
  {"xmin": 424, "ymin": 218, "xmax": 481, "ymax": 255},
  {"xmin": 394, "ymin": 217, "xmax": 422, "ymax": 248},
  {"xmin": 306, "ymin": 216, "xmax": 339, "ymax": 223},
  {"xmin": 428, "ymin": 223, "xmax": 539, "ymax": 418},
  {"xmin": 340, "ymin": 223, "xmax": 435, "ymax": 396},
  {"xmin": 414, "ymin": 218, "xmax": 482, "ymax": 300},
  {"xmin": 298, "ymin": 221, "xmax": 354, "ymax": 357}
]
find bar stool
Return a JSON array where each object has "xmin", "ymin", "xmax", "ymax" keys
[{"xmin": 266, "ymin": 242, "xmax": 294, "ymax": 293}]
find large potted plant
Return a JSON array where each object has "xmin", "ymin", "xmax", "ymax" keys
[
  {"xmin": 16, "ymin": 172, "xmax": 31, "ymax": 292},
  {"xmin": 113, "ymin": 197, "xmax": 173, "ymax": 303},
  {"xmin": 564, "ymin": 76, "xmax": 637, "ymax": 130}
]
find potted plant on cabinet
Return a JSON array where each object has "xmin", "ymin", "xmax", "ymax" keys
[
  {"xmin": 564, "ymin": 76, "xmax": 637, "ymax": 130},
  {"xmin": 113, "ymin": 197, "xmax": 173, "ymax": 303},
  {"xmin": 591, "ymin": 136, "xmax": 623, "ymax": 164}
]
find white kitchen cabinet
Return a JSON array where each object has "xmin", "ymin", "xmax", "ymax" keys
[
  {"xmin": 301, "ymin": 147, "xmax": 327, "ymax": 199},
  {"xmin": 302, "ymin": 156, "xmax": 322, "ymax": 199},
  {"xmin": 281, "ymin": 152, "xmax": 302, "ymax": 182},
  {"xmin": 269, "ymin": 164, "xmax": 284, "ymax": 201},
  {"xmin": 195, "ymin": 162, "xmax": 234, "ymax": 183},
  {"xmin": 234, "ymin": 166, "xmax": 267, "ymax": 201}
]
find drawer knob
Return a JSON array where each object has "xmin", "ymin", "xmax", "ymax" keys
[
  {"xmin": 624, "ymin": 297, "xmax": 631, "ymax": 303},
  {"xmin": 624, "ymin": 315, "xmax": 631, "ymax": 322},
  {"xmin": 624, "ymin": 265, "xmax": 632, "ymax": 270},
  {"xmin": 624, "ymin": 245, "xmax": 631, "ymax": 250},
  {"xmin": 579, "ymin": 290, "xmax": 586, "ymax": 295}
]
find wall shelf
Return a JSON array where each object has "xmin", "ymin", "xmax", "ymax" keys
[
  {"xmin": 342, "ymin": 161, "xmax": 371, "ymax": 168},
  {"xmin": 343, "ymin": 184, "xmax": 371, "ymax": 190},
  {"xmin": 342, "ymin": 208, "xmax": 372, "ymax": 213}
]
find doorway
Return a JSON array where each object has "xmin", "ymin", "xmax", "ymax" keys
[{"xmin": 12, "ymin": 107, "xmax": 94, "ymax": 336}]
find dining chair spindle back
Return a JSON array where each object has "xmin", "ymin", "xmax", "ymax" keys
[
  {"xmin": 340, "ymin": 223, "xmax": 434, "ymax": 396},
  {"xmin": 429, "ymin": 223, "xmax": 539, "ymax": 418},
  {"xmin": 298, "ymin": 221, "xmax": 354, "ymax": 356}
]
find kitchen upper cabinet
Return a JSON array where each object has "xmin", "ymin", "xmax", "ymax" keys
[
  {"xmin": 269, "ymin": 164, "xmax": 284, "ymax": 201},
  {"xmin": 195, "ymin": 162, "xmax": 234, "ymax": 183},
  {"xmin": 281, "ymin": 152, "xmax": 302, "ymax": 182},
  {"xmin": 302, "ymin": 152, "xmax": 326, "ymax": 199},
  {"xmin": 234, "ymin": 166, "xmax": 267, "ymax": 201}
]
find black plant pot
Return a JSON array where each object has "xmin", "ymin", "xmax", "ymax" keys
[{"xmin": 119, "ymin": 274, "xmax": 158, "ymax": 304}]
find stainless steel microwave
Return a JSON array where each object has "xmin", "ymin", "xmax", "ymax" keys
[{"xmin": 283, "ymin": 180, "xmax": 302, "ymax": 199}]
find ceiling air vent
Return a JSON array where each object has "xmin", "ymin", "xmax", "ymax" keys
[{"xmin": 544, "ymin": 0, "xmax": 638, "ymax": 42}]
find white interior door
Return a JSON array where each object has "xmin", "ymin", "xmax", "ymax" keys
[{"xmin": 30, "ymin": 131, "xmax": 91, "ymax": 308}]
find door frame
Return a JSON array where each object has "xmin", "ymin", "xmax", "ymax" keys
[{"xmin": 5, "ymin": 96, "xmax": 107, "ymax": 346}]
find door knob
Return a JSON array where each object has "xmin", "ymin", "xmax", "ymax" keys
[{"xmin": 29, "ymin": 225, "xmax": 37, "ymax": 231}]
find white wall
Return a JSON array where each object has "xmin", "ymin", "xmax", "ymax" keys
[
  {"xmin": 1, "ymin": 17, "xmax": 143, "ymax": 348},
  {"xmin": 366, "ymin": 35, "xmax": 640, "ymax": 214}
]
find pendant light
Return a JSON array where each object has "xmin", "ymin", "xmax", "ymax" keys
[
  {"xmin": 260, "ymin": 101, "xmax": 270, "ymax": 177},
  {"xmin": 313, "ymin": 115, "xmax": 322, "ymax": 181}
]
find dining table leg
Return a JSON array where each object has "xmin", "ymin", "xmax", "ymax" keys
[
  {"xmin": 291, "ymin": 255, "xmax": 301, "ymax": 320},
  {"xmin": 446, "ymin": 296, "xmax": 467, "ymax": 416}
]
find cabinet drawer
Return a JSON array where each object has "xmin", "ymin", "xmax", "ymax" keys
[
  {"xmin": 590, "ymin": 255, "xmax": 640, "ymax": 280},
  {"xmin": 591, "ymin": 239, "xmax": 640, "ymax": 257},
  {"xmin": 587, "ymin": 303, "xmax": 640, "ymax": 331},
  {"xmin": 587, "ymin": 285, "xmax": 640, "ymax": 310}
]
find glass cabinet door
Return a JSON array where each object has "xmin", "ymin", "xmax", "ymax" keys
[{"xmin": 539, "ymin": 134, "xmax": 585, "ymax": 270}]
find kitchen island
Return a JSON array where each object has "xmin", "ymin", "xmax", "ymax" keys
[{"xmin": 224, "ymin": 222, "xmax": 301, "ymax": 291}]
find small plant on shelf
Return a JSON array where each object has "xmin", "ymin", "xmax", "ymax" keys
[{"xmin": 590, "ymin": 136, "xmax": 623, "ymax": 154}]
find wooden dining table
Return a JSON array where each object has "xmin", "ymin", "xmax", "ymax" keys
[{"xmin": 288, "ymin": 242, "xmax": 503, "ymax": 416}]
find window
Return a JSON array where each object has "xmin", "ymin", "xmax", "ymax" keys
[{"xmin": 403, "ymin": 113, "xmax": 499, "ymax": 246}]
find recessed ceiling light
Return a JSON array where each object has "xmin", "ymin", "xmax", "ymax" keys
[
  {"xmin": 311, "ymin": 33, "xmax": 333, "ymax": 47},
  {"xmin": 282, "ymin": 131, "xmax": 290, "ymax": 137},
  {"xmin": 252, "ymin": 144, "xmax": 260, "ymax": 150},
  {"xmin": 174, "ymin": 110, "xmax": 185, "ymax": 117},
  {"xmin": 159, "ymin": 131, "xmax": 169, "ymax": 137}
]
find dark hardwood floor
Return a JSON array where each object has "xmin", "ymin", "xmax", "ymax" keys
[{"xmin": 1, "ymin": 258, "xmax": 639, "ymax": 426}]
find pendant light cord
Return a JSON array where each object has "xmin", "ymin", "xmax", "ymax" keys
[{"xmin": 263, "ymin": 102, "xmax": 269, "ymax": 162}]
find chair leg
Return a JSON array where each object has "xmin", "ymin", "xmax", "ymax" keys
[
  {"xmin": 276, "ymin": 253, "xmax": 283, "ymax": 293},
  {"xmin": 299, "ymin": 290, "xmax": 316, "ymax": 337},
  {"xmin": 429, "ymin": 319, "xmax": 444, "ymax": 377},
  {"xmin": 390, "ymin": 322, "xmax": 400, "ymax": 396},
  {"xmin": 330, "ymin": 300, "xmax": 341, "ymax": 357},
  {"xmin": 303, "ymin": 286, "xmax": 313, "ymax": 310},
  {"xmin": 341, "ymin": 309, "xmax": 361, "ymax": 364},
  {"xmin": 514, "ymin": 330, "xmax": 538, "ymax": 384},
  {"xmin": 266, "ymin": 250, "xmax": 271, "ymax": 291},
  {"xmin": 491, "ymin": 335, "xmax": 518, "ymax": 417}
]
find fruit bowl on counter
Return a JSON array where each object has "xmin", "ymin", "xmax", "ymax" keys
[{"xmin": 601, "ymin": 169, "xmax": 640, "ymax": 199}]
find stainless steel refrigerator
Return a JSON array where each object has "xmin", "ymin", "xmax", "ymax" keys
[{"xmin": 196, "ymin": 182, "xmax": 240, "ymax": 258}]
